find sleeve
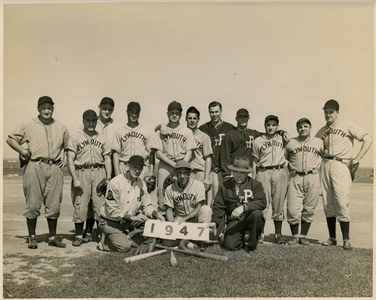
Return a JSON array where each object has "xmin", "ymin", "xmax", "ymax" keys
[
  {"xmin": 211, "ymin": 184, "xmax": 226, "ymax": 226},
  {"xmin": 252, "ymin": 139, "xmax": 260, "ymax": 160},
  {"xmin": 66, "ymin": 136, "xmax": 77, "ymax": 153},
  {"xmin": 111, "ymin": 129, "xmax": 122, "ymax": 153},
  {"xmin": 62, "ymin": 125, "xmax": 70, "ymax": 149},
  {"xmin": 164, "ymin": 186, "xmax": 175, "ymax": 209},
  {"xmin": 149, "ymin": 131, "xmax": 163, "ymax": 151},
  {"xmin": 244, "ymin": 180, "xmax": 267, "ymax": 212},
  {"xmin": 348, "ymin": 121, "xmax": 368, "ymax": 142},
  {"xmin": 219, "ymin": 134, "xmax": 232, "ymax": 177},
  {"xmin": 185, "ymin": 129, "xmax": 196, "ymax": 151},
  {"xmin": 104, "ymin": 182, "xmax": 124, "ymax": 220},
  {"xmin": 202, "ymin": 133, "xmax": 214, "ymax": 158},
  {"xmin": 8, "ymin": 122, "xmax": 28, "ymax": 145},
  {"xmin": 194, "ymin": 181, "xmax": 206, "ymax": 205}
]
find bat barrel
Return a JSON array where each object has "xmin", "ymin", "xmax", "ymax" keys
[{"xmin": 155, "ymin": 245, "xmax": 228, "ymax": 262}]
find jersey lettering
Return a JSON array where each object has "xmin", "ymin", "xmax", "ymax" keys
[
  {"xmin": 194, "ymin": 140, "xmax": 203, "ymax": 154},
  {"xmin": 121, "ymin": 131, "xmax": 147, "ymax": 144},
  {"xmin": 162, "ymin": 132, "xmax": 187, "ymax": 143},
  {"xmin": 238, "ymin": 189, "xmax": 253, "ymax": 204},
  {"xmin": 172, "ymin": 193, "xmax": 196, "ymax": 205},
  {"xmin": 289, "ymin": 146, "xmax": 322, "ymax": 158},
  {"xmin": 260, "ymin": 140, "xmax": 283, "ymax": 151},
  {"xmin": 320, "ymin": 128, "xmax": 347, "ymax": 141},
  {"xmin": 214, "ymin": 133, "xmax": 225, "ymax": 146},
  {"xmin": 245, "ymin": 136, "xmax": 254, "ymax": 149},
  {"xmin": 77, "ymin": 139, "xmax": 105, "ymax": 152}
]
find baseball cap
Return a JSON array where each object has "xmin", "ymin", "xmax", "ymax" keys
[
  {"xmin": 296, "ymin": 118, "xmax": 311, "ymax": 127},
  {"xmin": 83, "ymin": 109, "xmax": 98, "ymax": 120},
  {"xmin": 265, "ymin": 115, "xmax": 279, "ymax": 124},
  {"xmin": 168, "ymin": 101, "xmax": 183, "ymax": 112},
  {"xmin": 323, "ymin": 99, "xmax": 339, "ymax": 110},
  {"xmin": 174, "ymin": 160, "xmax": 191, "ymax": 171},
  {"xmin": 128, "ymin": 155, "xmax": 146, "ymax": 166},
  {"xmin": 236, "ymin": 108, "xmax": 249, "ymax": 118},
  {"xmin": 100, "ymin": 97, "xmax": 115, "ymax": 107},
  {"xmin": 38, "ymin": 96, "xmax": 54, "ymax": 106},
  {"xmin": 127, "ymin": 102, "xmax": 141, "ymax": 111},
  {"xmin": 228, "ymin": 157, "xmax": 252, "ymax": 173}
]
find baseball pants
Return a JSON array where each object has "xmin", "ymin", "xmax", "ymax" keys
[
  {"xmin": 98, "ymin": 218, "xmax": 132, "ymax": 252},
  {"xmin": 71, "ymin": 167, "xmax": 106, "ymax": 223},
  {"xmin": 209, "ymin": 170, "xmax": 224, "ymax": 208},
  {"xmin": 256, "ymin": 167, "xmax": 289, "ymax": 221},
  {"xmin": 224, "ymin": 210, "xmax": 264, "ymax": 250},
  {"xmin": 320, "ymin": 159, "xmax": 352, "ymax": 222},
  {"xmin": 287, "ymin": 173, "xmax": 320, "ymax": 224},
  {"xmin": 23, "ymin": 161, "xmax": 64, "ymax": 219}
]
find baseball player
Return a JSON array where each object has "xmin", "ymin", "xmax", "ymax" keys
[
  {"xmin": 98, "ymin": 155, "xmax": 164, "ymax": 252},
  {"xmin": 112, "ymin": 101, "xmax": 154, "ymax": 179},
  {"xmin": 149, "ymin": 101, "xmax": 196, "ymax": 212},
  {"xmin": 316, "ymin": 99, "xmax": 372, "ymax": 250},
  {"xmin": 285, "ymin": 118, "xmax": 324, "ymax": 245},
  {"xmin": 199, "ymin": 101, "xmax": 235, "ymax": 202},
  {"xmin": 252, "ymin": 115, "xmax": 289, "ymax": 245},
  {"xmin": 163, "ymin": 160, "xmax": 212, "ymax": 247},
  {"xmin": 67, "ymin": 110, "xmax": 112, "ymax": 246},
  {"xmin": 210, "ymin": 157, "xmax": 266, "ymax": 252},
  {"xmin": 6, "ymin": 96, "xmax": 69, "ymax": 249}
]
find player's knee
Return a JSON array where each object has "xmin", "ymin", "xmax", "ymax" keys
[
  {"xmin": 224, "ymin": 234, "xmax": 243, "ymax": 251},
  {"xmin": 111, "ymin": 236, "xmax": 132, "ymax": 253},
  {"xmin": 198, "ymin": 205, "xmax": 212, "ymax": 223}
]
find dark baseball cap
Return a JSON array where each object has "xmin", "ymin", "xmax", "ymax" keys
[
  {"xmin": 38, "ymin": 96, "xmax": 54, "ymax": 106},
  {"xmin": 128, "ymin": 155, "xmax": 146, "ymax": 166},
  {"xmin": 265, "ymin": 115, "xmax": 279, "ymax": 124},
  {"xmin": 168, "ymin": 101, "xmax": 183, "ymax": 111},
  {"xmin": 127, "ymin": 102, "xmax": 141, "ymax": 111},
  {"xmin": 100, "ymin": 97, "xmax": 115, "ymax": 107},
  {"xmin": 296, "ymin": 118, "xmax": 311, "ymax": 127},
  {"xmin": 236, "ymin": 108, "xmax": 249, "ymax": 118},
  {"xmin": 323, "ymin": 99, "xmax": 339, "ymax": 110},
  {"xmin": 174, "ymin": 160, "xmax": 191, "ymax": 171},
  {"xmin": 83, "ymin": 109, "xmax": 98, "ymax": 120}
]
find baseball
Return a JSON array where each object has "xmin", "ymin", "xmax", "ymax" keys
[{"xmin": 187, "ymin": 242, "xmax": 195, "ymax": 249}]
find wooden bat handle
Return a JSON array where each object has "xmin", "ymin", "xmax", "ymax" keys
[
  {"xmin": 155, "ymin": 245, "xmax": 228, "ymax": 262},
  {"xmin": 124, "ymin": 249, "xmax": 168, "ymax": 263}
]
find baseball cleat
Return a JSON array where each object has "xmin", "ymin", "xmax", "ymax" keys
[
  {"xmin": 322, "ymin": 237, "xmax": 337, "ymax": 246},
  {"xmin": 258, "ymin": 233, "xmax": 264, "ymax": 244},
  {"xmin": 288, "ymin": 236, "xmax": 299, "ymax": 245},
  {"xmin": 275, "ymin": 234, "xmax": 287, "ymax": 245},
  {"xmin": 343, "ymin": 240, "xmax": 352, "ymax": 251},
  {"xmin": 48, "ymin": 236, "xmax": 66, "ymax": 248},
  {"xmin": 299, "ymin": 237, "xmax": 310, "ymax": 245},
  {"xmin": 72, "ymin": 237, "xmax": 83, "ymax": 247},
  {"xmin": 28, "ymin": 235, "xmax": 38, "ymax": 249},
  {"xmin": 82, "ymin": 234, "xmax": 92, "ymax": 243}
]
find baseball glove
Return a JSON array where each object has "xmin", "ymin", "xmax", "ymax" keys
[
  {"xmin": 162, "ymin": 172, "xmax": 177, "ymax": 196},
  {"xmin": 19, "ymin": 153, "xmax": 31, "ymax": 168},
  {"xmin": 203, "ymin": 182, "xmax": 212, "ymax": 193},
  {"xmin": 135, "ymin": 237, "xmax": 156, "ymax": 255},
  {"xmin": 348, "ymin": 159, "xmax": 359, "ymax": 181},
  {"xmin": 96, "ymin": 178, "xmax": 110, "ymax": 196},
  {"xmin": 144, "ymin": 175, "xmax": 157, "ymax": 193}
]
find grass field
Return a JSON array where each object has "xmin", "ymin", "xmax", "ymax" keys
[{"xmin": 3, "ymin": 243, "xmax": 372, "ymax": 298}]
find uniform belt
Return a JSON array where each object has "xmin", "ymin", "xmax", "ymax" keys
[
  {"xmin": 294, "ymin": 170, "xmax": 316, "ymax": 176},
  {"xmin": 324, "ymin": 156, "xmax": 343, "ymax": 162},
  {"xmin": 258, "ymin": 164, "xmax": 285, "ymax": 170},
  {"xmin": 30, "ymin": 158, "xmax": 59, "ymax": 165},
  {"xmin": 76, "ymin": 164, "xmax": 104, "ymax": 170}
]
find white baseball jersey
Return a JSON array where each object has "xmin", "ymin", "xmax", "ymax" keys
[
  {"xmin": 150, "ymin": 124, "xmax": 196, "ymax": 161},
  {"xmin": 100, "ymin": 172, "xmax": 155, "ymax": 221},
  {"xmin": 112, "ymin": 124, "xmax": 152, "ymax": 162},
  {"xmin": 97, "ymin": 118, "xmax": 122, "ymax": 155},
  {"xmin": 164, "ymin": 178, "xmax": 205, "ymax": 217},
  {"xmin": 252, "ymin": 134, "xmax": 286, "ymax": 167},
  {"xmin": 67, "ymin": 130, "xmax": 107, "ymax": 166},
  {"xmin": 190, "ymin": 129, "xmax": 213, "ymax": 172},
  {"xmin": 315, "ymin": 119, "xmax": 368, "ymax": 159},
  {"xmin": 285, "ymin": 136, "xmax": 324, "ymax": 172}
]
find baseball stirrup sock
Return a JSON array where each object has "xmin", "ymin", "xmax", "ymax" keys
[
  {"xmin": 339, "ymin": 222, "xmax": 350, "ymax": 240},
  {"xmin": 300, "ymin": 221, "xmax": 311, "ymax": 236},
  {"xmin": 75, "ymin": 222, "xmax": 84, "ymax": 236},
  {"xmin": 47, "ymin": 218, "xmax": 57, "ymax": 237},
  {"xmin": 274, "ymin": 220, "xmax": 282, "ymax": 235},
  {"xmin": 289, "ymin": 223, "xmax": 299, "ymax": 235},
  {"xmin": 26, "ymin": 218, "xmax": 37, "ymax": 236},
  {"xmin": 326, "ymin": 217, "xmax": 336, "ymax": 239}
]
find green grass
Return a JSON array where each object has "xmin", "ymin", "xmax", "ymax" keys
[{"xmin": 3, "ymin": 244, "xmax": 372, "ymax": 298}]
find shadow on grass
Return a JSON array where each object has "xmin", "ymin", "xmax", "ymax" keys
[{"xmin": 264, "ymin": 233, "xmax": 320, "ymax": 245}]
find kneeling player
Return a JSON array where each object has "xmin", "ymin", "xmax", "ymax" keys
[
  {"xmin": 163, "ymin": 160, "xmax": 212, "ymax": 248},
  {"xmin": 210, "ymin": 157, "xmax": 266, "ymax": 252},
  {"xmin": 98, "ymin": 155, "xmax": 164, "ymax": 252}
]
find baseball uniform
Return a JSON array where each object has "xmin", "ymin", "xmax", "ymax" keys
[
  {"xmin": 315, "ymin": 119, "xmax": 368, "ymax": 222},
  {"xmin": 285, "ymin": 136, "xmax": 324, "ymax": 225},
  {"xmin": 99, "ymin": 171, "xmax": 156, "ymax": 252},
  {"xmin": 212, "ymin": 176, "xmax": 266, "ymax": 250},
  {"xmin": 190, "ymin": 129, "xmax": 213, "ymax": 180},
  {"xmin": 67, "ymin": 129, "xmax": 107, "ymax": 223}
]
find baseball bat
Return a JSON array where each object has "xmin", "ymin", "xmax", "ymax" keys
[
  {"xmin": 155, "ymin": 245, "xmax": 228, "ymax": 262},
  {"xmin": 170, "ymin": 251, "xmax": 178, "ymax": 266},
  {"xmin": 124, "ymin": 249, "xmax": 167, "ymax": 263}
]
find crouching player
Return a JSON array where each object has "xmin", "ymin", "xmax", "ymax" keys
[
  {"xmin": 98, "ymin": 155, "xmax": 164, "ymax": 252},
  {"xmin": 163, "ymin": 160, "xmax": 212, "ymax": 248},
  {"xmin": 210, "ymin": 157, "xmax": 266, "ymax": 252}
]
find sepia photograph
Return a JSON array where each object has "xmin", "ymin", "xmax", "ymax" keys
[{"xmin": 2, "ymin": 1, "xmax": 374, "ymax": 298}]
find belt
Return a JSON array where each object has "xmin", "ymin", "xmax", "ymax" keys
[
  {"xmin": 76, "ymin": 164, "xmax": 104, "ymax": 170},
  {"xmin": 258, "ymin": 164, "xmax": 285, "ymax": 171},
  {"xmin": 294, "ymin": 170, "xmax": 317, "ymax": 176},
  {"xmin": 30, "ymin": 158, "xmax": 59, "ymax": 165},
  {"xmin": 324, "ymin": 156, "xmax": 344, "ymax": 162}
]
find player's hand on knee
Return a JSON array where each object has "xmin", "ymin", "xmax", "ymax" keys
[{"xmin": 231, "ymin": 205, "xmax": 245, "ymax": 219}]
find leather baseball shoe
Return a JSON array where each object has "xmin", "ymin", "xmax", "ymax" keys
[
  {"xmin": 322, "ymin": 237, "xmax": 337, "ymax": 246},
  {"xmin": 275, "ymin": 234, "xmax": 287, "ymax": 245},
  {"xmin": 28, "ymin": 235, "xmax": 38, "ymax": 249},
  {"xmin": 258, "ymin": 233, "xmax": 264, "ymax": 244},
  {"xmin": 48, "ymin": 236, "xmax": 66, "ymax": 248},
  {"xmin": 72, "ymin": 237, "xmax": 83, "ymax": 247},
  {"xmin": 288, "ymin": 236, "xmax": 299, "ymax": 245},
  {"xmin": 82, "ymin": 234, "xmax": 92, "ymax": 243},
  {"xmin": 299, "ymin": 237, "xmax": 310, "ymax": 245},
  {"xmin": 343, "ymin": 240, "xmax": 352, "ymax": 251}
]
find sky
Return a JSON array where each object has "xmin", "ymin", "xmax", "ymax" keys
[{"xmin": 2, "ymin": 2, "xmax": 374, "ymax": 167}]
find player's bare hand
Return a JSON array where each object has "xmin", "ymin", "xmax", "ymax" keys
[
  {"xmin": 208, "ymin": 222, "xmax": 217, "ymax": 235},
  {"xmin": 20, "ymin": 149, "xmax": 31, "ymax": 158},
  {"xmin": 231, "ymin": 205, "xmax": 245, "ymax": 219},
  {"xmin": 282, "ymin": 131, "xmax": 291, "ymax": 144},
  {"xmin": 73, "ymin": 179, "xmax": 83, "ymax": 189},
  {"xmin": 57, "ymin": 160, "xmax": 66, "ymax": 170},
  {"xmin": 131, "ymin": 214, "xmax": 149, "ymax": 227},
  {"xmin": 156, "ymin": 212, "xmax": 165, "ymax": 221},
  {"xmin": 160, "ymin": 124, "xmax": 170, "ymax": 136},
  {"xmin": 174, "ymin": 217, "xmax": 187, "ymax": 225}
]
